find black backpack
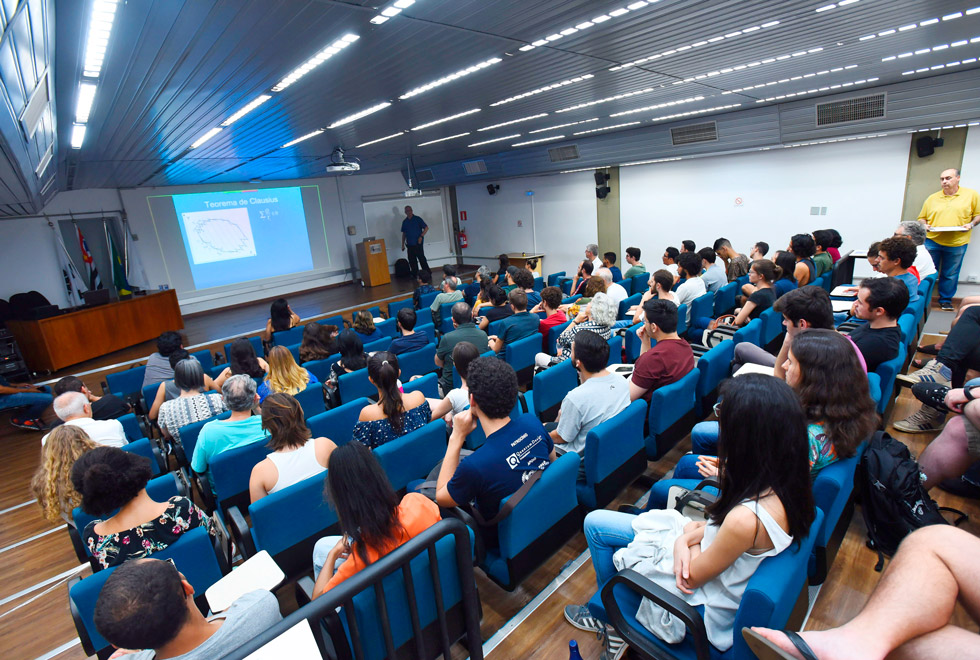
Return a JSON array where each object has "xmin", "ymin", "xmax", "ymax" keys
[
  {"xmin": 858, "ymin": 431, "xmax": 964, "ymax": 571},
  {"xmin": 394, "ymin": 258, "xmax": 412, "ymax": 278}
]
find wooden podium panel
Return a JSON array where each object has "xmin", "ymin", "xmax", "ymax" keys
[
  {"xmin": 357, "ymin": 239, "xmax": 391, "ymax": 287},
  {"xmin": 7, "ymin": 290, "xmax": 184, "ymax": 372},
  {"xmin": 506, "ymin": 253, "xmax": 545, "ymax": 276}
]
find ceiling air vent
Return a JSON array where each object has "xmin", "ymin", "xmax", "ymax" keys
[
  {"xmin": 462, "ymin": 160, "xmax": 488, "ymax": 176},
  {"xmin": 816, "ymin": 93, "xmax": 886, "ymax": 126},
  {"xmin": 548, "ymin": 145, "xmax": 580, "ymax": 162},
  {"xmin": 670, "ymin": 121, "xmax": 717, "ymax": 146},
  {"xmin": 416, "ymin": 168, "xmax": 434, "ymax": 183}
]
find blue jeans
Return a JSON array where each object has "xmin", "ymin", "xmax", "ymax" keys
[
  {"xmin": 925, "ymin": 239, "xmax": 969, "ymax": 304},
  {"xmin": 691, "ymin": 421, "xmax": 719, "ymax": 455},
  {"xmin": 585, "ymin": 510, "xmax": 637, "ymax": 594},
  {"xmin": 645, "ymin": 478, "xmax": 712, "ymax": 511},
  {"xmin": 0, "ymin": 387, "xmax": 52, "ymax": 418}
]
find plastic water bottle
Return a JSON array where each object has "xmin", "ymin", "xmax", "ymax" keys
[{"xmin": 568, "ymin": 639, "xmax": 584, "ymax": 660}]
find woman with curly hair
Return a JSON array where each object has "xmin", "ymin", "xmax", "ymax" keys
[
  {"xmin": 576, "ymin": 275, "xmax": 607, "ymax": 305},
  {"xmin": 256, "ymin": 345, "xmax": 318, "ymax": 403},
  {"xmin": 31, "ymin": 425, "xmax": 98, "ymax": 523}
]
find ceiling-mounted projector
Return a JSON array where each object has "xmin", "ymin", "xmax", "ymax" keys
[
  {"xmin": 326, "ymin": 147, "xmax": 360, "ymax": 173},
  {"xmin": 403, "ymin": 188, "xmax": 422, "ymax": 198}
]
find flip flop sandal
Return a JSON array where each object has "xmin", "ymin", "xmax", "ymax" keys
[
  {"xmin": 911, "ymin": 358, "xmax": 928, "ymax": 369},
  {"xmin": 742, "ymin": 628, "xmax": 819, "ymax": 660},
  {"xmin": 916, "ymin": 343, "xmax": 941, "ymax": 355}
]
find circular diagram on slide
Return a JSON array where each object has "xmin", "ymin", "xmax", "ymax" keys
[{"xmin": 181, "ymin": 208, "xmax": 257, "ymax": 265}]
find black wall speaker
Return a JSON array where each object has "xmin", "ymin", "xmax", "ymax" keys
[{"xmin": 916, "ymin": 136, "xmax": 936, "ymax": 158}]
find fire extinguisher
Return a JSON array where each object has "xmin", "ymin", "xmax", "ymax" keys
[{"xmin": 457, "ymin": 230, "xmax": 468, "ymax": 249}]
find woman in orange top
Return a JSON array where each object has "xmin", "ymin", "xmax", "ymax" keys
[{"xmin": 311, "ymin": 442, "xmax": 441, "ymax": 598}]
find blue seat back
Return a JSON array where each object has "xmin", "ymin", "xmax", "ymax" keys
[
  {"xmin": 190, "ymin": 348, "xmax": 214, "ymax": 372},
  {"xmin": 733, "ymin": 317, "xmax": 763, "ymax": 346},
  {"xmin": 320, "ymin": 314, "xmax": 347, "ymax": 330},
  {"xmin": 486, "ymin": 318, "xmax": 506, "ymax": 337},
  {"xmin": 418, "ymin": 291, "xmax": 438, "ymax": 308},
  {"xmin": 583, "ymin": 400, "xmax": 646, "ymax": 489},
  {"xmin": 338, "ymin": 368, "xmax": 375, "ymax": 403},
  {"xmin": 224, "ymin": 336, "xmax": 263, "ymax": 361},
  {"xmin": 898, "ymin": 313, "xmax": 917, "ymax": 348},
  {"xmin": 106, "ymin": 366, "xmax": 146, "ymax": 399},
  {"xmin": 647, "ymin": 369, "xmax": 699, "ymax": 458},
  {"xmin": 209, "ymin": 439, "xmax": 272, "ymax": 511},
  {"xmin": 250, "ymin": 472, "xmax": 337, "ymax": 559},
  {"xmin": 283, "ymin": 342, "xmax": 301, "ymax": 363},
  {"xmin": 413, "ymin": 322, "xmax": 436, "ymax": 343},
  {"xmin": 375, "ymin": 317, "xmax": 398, "ymax": 338},
  {"xmin": 867, "ymin": 372, "xmax": 882, "ymax": 407},
  {"xmin": 294, "ymin": 382, "xmax": 326, "ymax": 419},
  {"xmin": 403, "ymin": 372, "xmax": 439, "ymax": 399},
  {"xmin": 629, "ymin": 273, "xmax": 650, "ymax": 296},
  {"xmin": 177, "ymin": 410, "xmax": 232, "ymax": 462},
  {"xmin": 374, "ymin": 421, "xmax": 446, "ymax": 491},
  {"xmin": 561, "ymin": 294, "xmax": 582, "ymax": 305},
  {"xmin": 713, "ymin": 281, "xmax": 739, "ymax": 316},
  {"xmin": 736, "ymin": 273, "xmax": 751, "ymax": 288},
  {"xmin": 117, "ymin": 412, "xmax": 143, "ymax": 442},
  {"xmin": 303, "ymin": 353, "xmax": 341, "ymax": 384},
  {"xmin": 675, "ymin": 303, "xmax": 688, "ymax": 337},
  {"xmin": 122, "ymin": 437, "xmax": 163, "ymax": 475},
  {"xmin": 816, "ymin": 272, "xmax": 832, "ymax": 291},
  {"xmin": 547, "ymin": 320, "xmax": 572, "ymax": 355},
  {"xmin": 813, "ymin": 452, "xmax": 861, "ymax": 548},
  {"xmin": 504, "ymin": 334, "xmax": 540, "ymax": 373},
  {"xmin": 307, "ymin": 397, "xmax": 371, "ymax": 446},
  {"xmin": 364, "ymin": 336, "xmax": 393, "ymax": 354},
  {"xmin": 560, "ymin": 278, "xmax": 573, "ymax": 295},
  {"xmin": 532, "ymin": 359, "xmax": 578, "ymax": 419},
  {"xmin": 271, "ymin": 326, "xmax": 305, "ymax": 347},
  {"xmin": 69, "ymin": 526, "xmax": 224, "ymax": 656},
  {"xmin": 696, "ymin": 341, "xmax": 735, "ymax": 402},
  {"xmin": 361, "ymin": 305, "xmax": 383, "ymax": 320},
  {"xmin": 532, "ymin": 276, "xmax": 545, "ymax": 291},
  {"xmin": 437, "ymin": 302, "xmax": 456, "ymax": 334},
  {"xmin": 209, "ymin": 363, "xmax": 226, "ymax": 379},
  {"xmin": 689, "ymin": 292, "xmax": 714, "ymax": 324},
  {"xmin": 607, "ymin": 335, "xmax": 623, "ymax": 366},
  {"xmin": 874, "ymin": 343, "xmax": 907, "ymax": 414},
  {"xmin": 760, "ymin": 306, "xmax": 784, "ymax": 346},
  {"xmin": 398, "ymin": 343, "xmax": 438, "ymax": 380},
  {"xmin": 624, "ymin": 323, "xmax": 646, "ymax": 364},
  {"xmin": 618, "ymin": 293, "xmax": 643, "ymax": 320},
  {"xmin": 918, "ymin": 273, "xmax": 937, "ymax": 302},
  {"xmin": 547, "ymin": 271, "xmax": 566, "ymax": 287}
]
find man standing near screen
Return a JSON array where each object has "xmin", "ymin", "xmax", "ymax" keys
[{"xmin": 401, "ymin": 205, "xmax": 430, "ymax": 278}]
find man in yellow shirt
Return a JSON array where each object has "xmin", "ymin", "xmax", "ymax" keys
[{"xmin": 917, "ymin": 168, "xmax": 980, "ymax": 310}]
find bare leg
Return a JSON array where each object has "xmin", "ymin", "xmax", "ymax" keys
[
  {"xmin": 752, "ymin": 526, "xmax": 980, "ymax": 660},
  {"xmin": 918, "ymin": 416, "xmax": 973, "ymax": 490},
  {"xmin": 885, "ymin": 625, "xmax": 980, "ymax": 660}
]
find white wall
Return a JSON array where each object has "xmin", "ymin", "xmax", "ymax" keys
[
  {"xmin": 455, "ymin": 172, "xmax": 598, "ymax": 277},
  {"xmin": 0, "ymin": 216, "xmax": 75, "ymax": 308},
  {"xmin": 959, "ymin": 127, "xmax": 980, "ymax": 283},
  {"xmin": 620, "ymin": 134, "xmax": 912, "ymax": 266}
]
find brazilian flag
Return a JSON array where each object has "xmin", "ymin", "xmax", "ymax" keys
[{"xmin": 109, "ymin": 230, "xmax": 132, "ymax": 296}]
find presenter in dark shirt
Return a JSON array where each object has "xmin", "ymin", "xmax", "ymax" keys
[{"xmin": 401, "ymin": 205, "xmax": 430, "ymax": 278}]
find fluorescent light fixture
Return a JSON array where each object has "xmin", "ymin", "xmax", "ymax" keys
[
  {"xmin": 919, "ymin": 17, "xmax": 939, "ymax": 25},
  {"xmin": 881, "ymin": 39, "xmax": 974, "ymax": 62},
  {"xmin": 370, "ymin": 15, "xmax": 389, "ymax": 24},
  {"xmin": 477, "ymin": 113, "xmax": 548, "ymax": 131},
  {"xmin": 560, "ymin": 164, "xmax": 613, "ymax": 174},
  {"xmin": 609, "ymin": 96, "xmax": 703, "ymax": 117},
  {"xmin": 648, "ymin": 103, "xmax": 741, "ymax": 122},
  {"xmin": 70, "ymin": 124, "xmax": 87, "ymax": 149},
  {"xmin": 468, "ymin": 134, "xmax": 521, "ymax": 147},
  {"xmin": 399, "ymin": 57, "xmax": 501, "ymax": 99},
  {"xmin": 753, "ymin": 77, "xmax": 878, "ymax": 103},
  {"xmin": 529, "ymin": 118, "xmax": 599, "ymax": 133},
  {"xmin": 610, "ymin": 20, "xmax": 779, "ymax": 71},
  {"xmin": 356, "ymin": 131, "xmax": 405, "ymax": 147},
  {"xmin": 191, "ymin": 126, "xmax": 222, "ymax": 149},
  {"xmin": 411, "ymin": 108, "xmax": 481, "ymax": 130},
  {"xmin": 490, "ymin": 74, "xmax": 594, "ymax": 106},
  {"xmin": 417, "ymin": 132, "xmax": 470, "ymax": 147},
  {"xmin": 556, "ymin": 88, "xmax": 654, "ymax": 113},
  {"xmin": 678, "ymin": 46, "xmax": 820, "ymax": 84},
  {"xmin": 620, "ymin": 156, "xmax": 682, "ymax": 167},
  {"xmin": 724, "ymin": 66, "xmax": 854, "ymax": 94},
  {"xmin": 271, "ymin": 34, "xmax": 359, "ymax": 92},
  {"xmin": 381, "ymin": 6, "xmax": 401, "ymax": 17},
  {"xmin": 393, "ymin": 0, "xmax": 415, "ymax": 7},
  {"xmin": 82, "ymin": 0, "xmax": 119, "ymax": 78},
  {"xmin": 220, "ymin": 94, "xmax": 272, "ymax": 126},
  {"xmin": 572, "ymin": 121, "xmax": 640, "ymax": 135},
  {"xmin": 75, "ymin": 82, "xmax": 97, "ymax": 123},
  {"xmin": 902, "ymin": 58, "xmax": 977, "ymax": 74},
  {"xmin": 512, "ymin": 135, "xmax": 565, "ymax": 146},
  {"xmin": 968, "ymin": 7, "xmax": 980, "ymax": 15},
  {"xmin": 327, "ymin": 101, "xmax": 391, "ymax": 128},
  {"xmin": 519, "ymin": 2, "xmax": 657, "ymax": 51},
  {"xmin": 281, "ymin": 129, "xmax": 324, "ymax": 148},
  {"xmin": 609, "ymin": 8, "xmax": 630, "ymax": 17},
  {"xmin": 627, "ymin": 1, "xmax": 648, "ymax": 8},
  {"xmin": 815, "ymin": 4, "xmax": 836, "ymax": 12}
]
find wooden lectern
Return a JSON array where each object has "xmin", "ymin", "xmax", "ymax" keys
[{"xmin": 357, "ymin": 238, "xmax": 391, "ymax": 287}]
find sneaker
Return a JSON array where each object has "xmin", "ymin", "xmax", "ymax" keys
[
  {"xmin": 911, "ymin": 382, "xmax": 951, "ymax": 412},
  {"xmin": 940, "ymin": 302, "xmax": 955, "ymax": 312},
  {"xmin": 600, "ymin": 627, "xmax": 628, "ymax": 660},
  {"xmin": 10, "ymin": 417, "xmax": 44, "ymax": 431},
  {"xmin": 893, "ymin": 405, "xmax": 946, "ymax": 434},
  {"xmin": 896, "ymin": 359, "xmax": 952, "ymax": 386},
  {"xmin": 564, "ymin": 604, "xmax": 604, "ymax": 634}
]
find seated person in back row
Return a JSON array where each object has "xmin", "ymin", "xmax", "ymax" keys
[
  {"xmin": 191, "ymin": 375, "xmax": 267, "ymax": 476},
  {"xmin": 713, "ymin": 237, "xmax": 750, "ymax": 282},
  {"xmin": 674, "ymin": 252, "xmax": 708, "ymax": 325},
  {"xmin": 511, "ymin": 268, "xmax": 541, "ymax": 309},
  {"xmin": 42, "ymin": 391, "xmax": 127, "ymax": 448},
  {"xmin": 845, "ymin": 276, "xmax": 907, "ymax": 372},
  {"xmin": 602, "ymin": 252, "xmax": 623, "ymax": 282},
  {"xmin": 52, "ymin": 375, "xmax": 130, "ymax": 421},
  {"xmin": 630, "ymin": 299, "xmax": 696, "ymax": 403},
  {"xmin": 93, "ymin": 558, "xmax": 281, "ymax": 660},
  {"xmin": 476, "ymin": 285, "xmax": 514, "ymax": 330},
  {"xmin": 623, "ymin": 246, "xmax": 646, "ymax": 280},
  {"xmin": 142, "ymin": 330, "xmax": 184, "ymax": 389},
  {"xmin": 436, "ymin": 302, "xmax": 490, "ymax": 394},
  {"xmin": 436, "ymin": 358, "xmax": 554, "ymax": 545},
  {"xmin": 698, "ymin": 247, "xmax": 728, "ymax": 293},
  {"xmin": 876, "ymin": 236, "xmax": 920, "ymax": 303},
  {"xmin": 0, "ymin": 374, "xmax": 52, "ymax": 432},
  {"xmin": 412, "ymin": 270, "xmax": 435, "ymax": 309},
  {"xmin": 488, "ymin": 289, "xmax": 540, "ymax": 354},
  {"xmin": 532, "ymin": 286, "xmax": 569, "ymax": 340},
  {"xmin": 430, "ymin": 277, "xmax": 464, "ymax": 326},
  {"xmin": 389, "ymin": 307, "xmax": 429, "ymax": 355}
]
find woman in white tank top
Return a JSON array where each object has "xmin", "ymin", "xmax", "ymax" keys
[{"xmin": 249, "ymin": 393, "xmax": 336, "ymax": 502}]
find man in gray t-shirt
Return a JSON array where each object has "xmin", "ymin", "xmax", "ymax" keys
[
  {"xmin": 551, "ymin": 330, "xmax": 630, "ymax": 456},
  {"xmin": 95, "ymin": 559, "xmax": 281, "ymax": 659}
]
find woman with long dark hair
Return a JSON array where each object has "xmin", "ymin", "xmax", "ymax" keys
[
  {"xmin": 311, "ymin": 442, "xmax": 441, "ymax": 598},
  {"xmin": 326, "ymin": 330, "xmax": 369, "ymax": 402},
  {"xmin": 213, "ymin": 337, "xmax": 268, "ymax": 390},
  {"xmin": 565, "ymin": 374, "xmax": 815, "ymax": 653},
  {"xmin": 261, "ymin": 298, "xmax": 301, "ymax": 342},
  {"xmin": 730, "ymin": 259, "xmax": 779, "ymax": 325},
  {"xmin": 771, "ymin": 250, "xmax": 799, "ymax": 298},
  {"xmin": 352, "ymin": 352, "xmax": 430, "ymax": 449},
  {"xmin": 298, "ymin": 322, "xmax": 337, "ymax": 363},
  {"xmin": 494, "ymin": 253, "xmax": 510, "ymax": 285}
]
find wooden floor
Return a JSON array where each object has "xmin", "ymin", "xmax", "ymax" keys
[{"xmin": 3, "ymin": 304, "xmax": 979, "ymax": 659}]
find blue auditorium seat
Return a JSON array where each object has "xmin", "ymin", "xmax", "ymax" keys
[
  {"xmin": 686, "ymin": 293, "xmax": 714, "ymax": 341},
  {"xmin": 607, "ymin": 334, "xmax": 623, "ymax": 366},
  {"xmin": 418, "ymin": 291, "xmax": 439, "ymax": 309},
  {"xmin": 303, "ymin": 353, "xmax": 341, "ymax": 384},
  {"xmin": 364, "ymin": 336, "xmax": 393, "ymax": 354},
  {"xmin": 504, "ymin": 333, "xmax": 540, "ymax": 381},
  {"xmin": 271, "ymin": 325, "xmax": 305, "ymax": 347},
  {"xmin": 624, "ymin": 323, "xmax": 646, "ymax": 364},
  {"xmin": 644, "ymin": 368, "xmax": 699, "ymax": 460},
  {"xmin": 695, "ymin": 340, "xmax": 735, "ymax": 415},
  {"xmin": 618, "ymin": 293, "xmax": 643, "ymax": 320},
  {"xmin": 547, "ymin": 271, "xmax": 566, "ymax": 287},
  {"xmin": 547, "ymin": 320, "xmax": 572, "ymax": 355},
  {"xmin": 338, "ymin": 368, "xmax": 375, "ymax": 404},
  {"xmin": 874, "ymin": 343, "xmax": 907, "ymax": 416},
  {"xmin": 436, "ymin": 302, "xmax": 456, "ymax": 334},
  {"xmin": 376, "ymin": 317, "xmax": 398, "ymax": 338},
  {"xmin": 403, "ymin": 372, "xmax": 439, "ymax": 399},
  {"xmin": 283, "ymin": 342, "xmax": 301, "ymax": 363},
  {"xmin": 629, "ymin": 273, "xmax": 650, "ymax": 296},
  {"xmin": 190, "ymin": 348, "xmax": 214, "ymax": 371},
  {"xmin": 398, "ymin": 343, "xmax": 438, "ymax": 380},
  {"xmin": 676, "ymin": 302, "xmax": 688, "ymax": 338},
  {"xmin": 224, "ymin": 336, "xmax": 263, "ymax": 361},
  {"xmin": 732, "ymin": 317, "xmax": 763, "ymax": 347},
  {"xmin": 116, "ymin": 412, "xmax": 143, "ymax": 442},
  {"xmin": 173, "ymin": 410, "xmax": 232, "ymax": 468},
  {"xmin": 196, "ymin": 438, "xmax": 272, "ymax": 518},
  {"xmin": 121, "ymin": 437, "xmax": 167, "ymax": 476},
  {"xmin": 810, "ymin": 448, "xmax": 863, "ymax": 584},
  {"xmin": 533, "ymin": 276, "xmax": 545, "ymax": 291},
  {"xmin": 307, "ymin": 397, "xmax": 371, "ymax": 446},
  {"xmin": 759, "ymin": 306, "xmax": 784, "ymax": 348},
  {"xmin": 532, "ymin": 358, "xmax": 578, "ymax": 422},
  {"xmin": 104, "ymin": 365, "xmax": 146, "ymax": 401},
  {"xmin": 374, "ymin": 421, "xmax": 446, "ymax": 492},
  {"xmin": 293, "ymin": 382, "xmax": 327, "ymax": 419},
  {"xmin": 713, "ymin": 281, "xmax": 739, "ymax": 316},
  {"xmin": 577, "ymin": 400, "xmax": 647, "ymax": 510}
]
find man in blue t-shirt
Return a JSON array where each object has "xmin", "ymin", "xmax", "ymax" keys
[
  {"xmin": 877, "ymin": 236, "xmax": 920, "ymax": 304},
  {"xmin": 436, "ymin": 357, "xmax": 554, "ymax": 542},
  {"xmin": 488, "ymin": 289, "xmax": 540, "ymax": 355},
  {"xmin": 389, "ymin": 307, "xmax": 430, "ymax": 355},
  {"xmin": 400, "ymin": 205, "xmax": 429, "ymax": 278}
]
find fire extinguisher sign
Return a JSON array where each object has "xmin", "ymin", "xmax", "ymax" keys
[{"xmin": 460, "ymin": 211, "xmax": 467, "ymax": 221}]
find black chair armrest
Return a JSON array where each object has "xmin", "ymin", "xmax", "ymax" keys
[
  {"xmin": 694, "ymin": 476, "xmax": 721, "ymax": 491},
  {"xmin": 172, "ymin": 438, "xmax": 190, "ymax": 470},
  {"xmin": 227, "ymin": 505, "xmax": 256, "ymax": 559},
  {"xmin": 194, "ymin": 470, "xmax": 217, "ymax": 514},
  {"xmin": 600, "ymin": 568, "xmax": 712, "ymax": 660},
  {"xmin": 296, "ymin": 575, "xmax": 316, "ymax": 605},
  {"xmin": 439, "ymin": 506, "xmax": 485, "ymax": 567},
  {"xmin": 100, "ymin": 381, "xmax": 108, "ymax": 396},
  {"xmin": 150, "ymin": 443, "xmax": 168, "ymax": 475},
  {"xmin": 65, "ymin": 522, "xmax": 89, "ymax": 566}
]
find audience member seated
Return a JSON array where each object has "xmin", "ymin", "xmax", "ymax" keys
[
  {"xmin": 661, "ymin": 246, "xmax": 680, "ymax": 279},
  {"xmin": 257, "ymin": 346, "xmax": 318, "ymax": 403},
  {"xmin": 747, "ymin": 526, "xmax": 980, "ymax": 660},
  {"xmin": 524, "ymin": 257, "xmax": 538, "ymax": 274},
  {"xmin": 512, "ymin": 268, "xmax": 541, "ymax": 308},
  {"xmin": 812, "ymin": 229, "xmax": 835, "ymax": 278},
  {"xmin": 824, "ymin": 228, "xmax": 844, "ymax": 263},
  {"xmin": 749, "ymin": 241, "xmax": 769, "ymax": 260},
  {"xmin": 789, "ymin": 233, "xmax": 817, "ymax": 287},
  {"xmin": 584, "ymin": 243, "xmax": 602, "ymax": 271},
  {"xmin": 597, "ymin": 267, "xmax": 629, "ymax": 306},
  {"xmin": 43, "ymin": 392, "xmax": 126, "ymax": 448},
  {"xmin": 429, "ymin": 342, "xmax": 481, "ymax": 425},
  {"xmin": 531, "ymin": 286, "xmax": 568, "ymax": 340},
  {"xmin": 681, "ymin": 239, "xmax": 696, "ymax": 254},
  {"xmin": 73, "ymin": 447, "xmax": 213, "ymax": 569},
  {"xmin": 298, "ymin": 322, "xmax": 338, "ymax": 364},
  {"xmin": 863, "ymin": 240, "xmax": 885, "ymax": 279},
  {"xmin": 31, "ymin": 425, "xmax": 97, "ymax": 524},
  {"xmin": 698, "ymin": 247, "xmax": 728, "ymax": 293},
  {"xmin": 312, "ymin": 442, "xmax": 441, "ymax": 598},
  {"xmin": 564, "ymin": 374, "xmax": 815, "ymax": 656},
  {"xmin": 157, "ymin": 359, "xmax": 227, "ymax": 443},
  {"xmin": 674, "ymin": 252, "xmax": 708, "ymax": 325},
  {"xmin": 713, "ymin": 237, "xmax": 750, "ymax": 282},
  {"xmin": 624, "ymin": 270, "xmax": 677, "ymax": 327},
  {"xmin": 93, "ymin": 558, "xmax": 281, "ymax": 660},
  {"xmin": 915, "ymin": 380, "xmax": 980, "ymax": 488},
  {"xmin": 412, "ymin": 269, "xmax": 436, "ymax": 309},
  {"xmin": 877, "ymin": 236, "xmax": 921, "ymax": 302},
  {"xmin": 149, "ymin": 348, "xmax": 190, "ymax": 421},
  {"xmin": 550, "ymin": 331, "xmax": 630, "ymax": 459},
  {"xmin": 213, "ymin": 338, "xmax": 268, "ymax": 392},
  {"xmin": 352, "ymin": 310, "xmax": 384, "ymax": 343},
  {"xmin": 0, "ymin": 373, "xmax": 52, "ymax": 432},
  {"xmin": 437, "ymin": 302, "xmax": 489, "ymax": 394},
  {"xmin": 730, "ymin": 259, "xmax": 778, "ymax": 324},
  {"xmin": 846, "ymin": 277, "xmax": 907, "ymax": 373},
  {"xmin": 440, "ymin": 264, "xmax": 462, "ymax": 290},
  {"xmin": 771, "ymin": 250, "xmax": 799, "ymax": 298},
  {"xmin": 536, "ymin": 293, "xmax": 617, "ymax": 369},
  {"xmin": 570, "ymin": 259, "xmax": 596, "ymax": 296},
  {"xmin": 249, "ymin": 393, "xmax": 334, "ymax": 502},
  {"xmin": 494, "ymin": 253, "xmax": 510, "ymax": 285},
  {"xmin": 261, "ymin": 297, "xmax": 301, "ymax": 343},
  {"xmin": 353, "ymin": 352, "xmax": 431, "ymax": 449},
  {"xmin": 489, "ymin": 289, "xmax": 540, "ymax": 354},
  {"xmin": 327, "ymin": 330, "xmax": 369, "ymax": 400},
  {"xmin": 471, "ymin": 273, "xmax": 494, "ymax": 318},
  {"xmin": 476, "ymin": 285, "xmax": 514, "ymax": 330},
  {"xmin": 435, "ymin": 357, "xmax": 554, "ymax": 546},
  {"xmin": 914, "ymin": 295, "xmax": 980, "ymax": 364},
  {"xmin": 629, "ymin": 299, "xmax": 695, "ymax": 403},
  {"xmin": 602, "ymin": 252, "xmax": 623, "ymax": 282},
  {"xmin": 623, "ymin": 246, "xmax": 647, "ymax": 279},
  {"xmin": 576, "ymin": 275, "xmax": 607, "ymax": 305},
  {"xmin": 429, "ymin": 277, "xmax": 464, "ymax": 326},
  {"xmin": 389, "ymin": 307, "xmax": 429, "ymax": 355},
  {"xmin": 465, "ymin": 265, "xmax": 491, "ymax": 301},
  {"xmin": 191, "ymin": 375, "xmax": 266, "ymax": 476},
  {"xmin": 53, "ymin": 375, "xmax": 129, "ymax": 421},
  {"xmin": 142, "ymin": 330, "xmax": 183, "ymax": 389},
  {"xmin": 895, "ymin": 219, "xmax": 937, "ymax": 280}
]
